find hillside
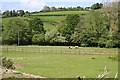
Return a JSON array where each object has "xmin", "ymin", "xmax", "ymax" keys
[{"xmin": 2, "ymin": 11, "xmax": 89, "ymax": 31}]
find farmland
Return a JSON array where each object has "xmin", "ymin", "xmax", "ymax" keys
[
  {"xmin": 1, "ymin": 3, "xmax": 119, "ymax": 79},
  {"xmin": 2, "ymin": 46, "xmax": 118, "ymax": 78},
  {"xmin": 31, "ymin": 11, "xmax": 88, "ymax": 16}
]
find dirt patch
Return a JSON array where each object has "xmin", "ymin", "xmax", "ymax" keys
[{"xmin": 14, "ymin": 64, "xmax": 24, "ymax": 69}]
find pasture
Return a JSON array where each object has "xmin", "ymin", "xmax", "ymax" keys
[
  {"xmin": 2, "ymin": 17, "xmax": 59, "ymax": 31},
  {"xmin": 31, "ymin": 11, "xmax": 89, "ymax": 16},
  {"xmin": 2, "ymin": 46, "xmax": 118, "ymax": 78},
  {"xmin": 2, "ymin": 14, "xmax": 66, "ymax": 31}
]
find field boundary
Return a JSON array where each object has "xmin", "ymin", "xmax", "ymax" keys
[{"xmin": 2, "ymin": 46, "xmax": 118, "ymax": 55}]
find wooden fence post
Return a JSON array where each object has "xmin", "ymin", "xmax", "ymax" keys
[
  {"xmin": 7, "ymin": 47, "xmax": 8, "ymax": 52},
  {"xmin": 22, "ymin": 48, "xmax": 23, "ymax": 53}
]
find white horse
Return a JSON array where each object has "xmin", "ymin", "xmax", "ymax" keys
[{"xmin": 75, "ymin": 46, "xmax": 79, "ymax": 49}]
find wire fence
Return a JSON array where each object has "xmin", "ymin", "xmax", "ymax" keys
[{"xmin": 2, "ymin": 46, "xmax": 118, "ymax": 55}]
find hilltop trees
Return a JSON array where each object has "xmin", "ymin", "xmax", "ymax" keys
[
  {"xmin": 3, "ymin": 10, "xmax": 10, "ymax": 17},
  {"xmin": 50, "ymin": 6, "xmax": 57, "ymax": 12},
  {"xmin": 42, "ymin": 6, "xmax": 50, "ymax": 12},
  {"xmin": 17, "ymin": 10, "xmax": 25, "ymax": 17},
  {"xmin": 91, "ymin": 3, "xmax": 103, "ymax": 10},
  {"xmin": 41, "ymin": 3, "xmax": 103, "ymax": 12},
  {"xmin": 41, "ymin": 6, "xmax": 84, "ymax": 12},
  {"xmin": 2, "ymin": 10, "xmax": 29, "ymax": 17}
]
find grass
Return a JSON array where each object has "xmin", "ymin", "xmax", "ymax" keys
[
  {"xmin": 31, "ymin": 11, "xmax": 89, "ymax": 16},
  {"xmin": 2, "ymin": 46, "xmax": 118, "ymax": 78},
  {"xmin": 2, "ymin": 17, "xmax": 29, "ymax": 28},
  {"xmin": 43, "ymin": 22, "xmax": 57, "ymax": 31},
  {"xmin": 3, "ymin": 45, "xmax": 118, "ymax": 53},
  {"xmin": 2, "ymin": 17, "xmax": 59, "ymax": 31},
  {"xmin": 1, "ymin": 12, "xmax": 67, "ymax": 32},
  {"xmin": 38, "ymin": 16, "xmax": 66, "ymax": 22}
]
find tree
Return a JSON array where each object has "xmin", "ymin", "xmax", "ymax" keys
[
  {"xmin": 10, "ymin": 11, "xmax": 13, "ymax": 17},
  {"xmin": 3, "ymin": 10, "xmax": 10, "ymax": 17},
  {"xmin": 42, "ymin": 6, "xmax": 50, "ymax": 12},
  {"xmin": 91, "ymin": 3, "xmax": 103, "ymax": 10},
  {"xmin": 32, "ymin": 33, "xmax": 45, "ymax": 44},
  {"xmin": 102, "ymin": 0, "xmax": 119, "ymax": 47},
  {"xmin": 29, "ymin": 17, "xmax": 45, "ymax": 34},
  {"xmin": 45, "ymin": 28, "xmax": 66, "ymax": 43},
  {"xmin": 17, "ymin": 10, "xmax": 25, "ymax": 17},
  {"xmin": 12, "ymin": 10, "xmax": 17, "ymax": 17},
  {"xmin": 71, "ymin": 10, "xmax": 110, "ymax": 47},
  {"xmin": 24, "ymin": 11, "xmax": 30, "ymax": 17},
  {"xmin": 76, "ymin": 6, "xmax": 84, "ymax": 11},
  {"xmin": 3, "ymin": 18, "xmax": 31, "ymax": 45},
  {"xmin": 59, "ymin": 14, "xmax": 80, "ymax": 42},
  {"xmin": 85, "ymin": 11, "xmax": 109, "ymax": 46},
  {"xmin": 50, "ymin": 6, "xmax": 56, "ymax": 11}
]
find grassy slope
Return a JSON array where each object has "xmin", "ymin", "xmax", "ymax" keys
[
  {"xmin": 2, "ymin": 11, "xmax": 89, "ymax": 31},
  {"xmin": 3, "ymin": 46, "xmax": 118, "ymax": 78},
  {"xmin": 44, "ymin": 22, "xmax": 57, "ymax": 31},
  {"xmin": 2, "ymin": 17, "xmax": 58, "ymax": 31}
]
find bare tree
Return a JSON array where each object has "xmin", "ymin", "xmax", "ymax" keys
[{"xmin": 102, "ymin": 0, "xmax": 118, "ymax": 36}]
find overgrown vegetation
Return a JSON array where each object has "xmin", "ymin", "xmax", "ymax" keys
[{"xmin": 2, "ymin": 56, "xmax": 15, "ymax": 70}]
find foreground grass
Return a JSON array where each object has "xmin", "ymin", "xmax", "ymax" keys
[{"xmin": 3, "ymin": 46, "xmax": 118, "ymax": 78}]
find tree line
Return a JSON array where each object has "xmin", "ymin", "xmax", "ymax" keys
[
  {"xmin": 2, "ymin": 10, "xmax": 30, "ymax": 18},
  {"xmin": 41, "ymin": 3, "xmax": 103, "ymax": 12},
  {"xmin": 2, "ymin": 3, "xmax": 103, "ymax": 17}
]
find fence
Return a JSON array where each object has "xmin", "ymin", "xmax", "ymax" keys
[{"xmin": 2, "ymin": 46, "xmax": 118, "ymax": 55}]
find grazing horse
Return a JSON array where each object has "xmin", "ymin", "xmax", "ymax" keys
[{"xmin": 75, "ymin": 46, "xmax": 79, "ymax": 49}]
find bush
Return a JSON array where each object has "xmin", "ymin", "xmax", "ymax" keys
[
  {"xmin": 105, "ymin": 40, "xmax": 115, "ymax": 48},
  {"xmin": 32, "ymin": 33, "xmax": 45, "ymax": 44},
  {"xmin": 2, "ymin": 56, "xmax": 15, "ymax": 70},
  {"xmin": 81, "ymin": 43, "xmax": 88, "ymax": 47}
]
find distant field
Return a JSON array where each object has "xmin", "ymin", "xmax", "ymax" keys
[
  {"xmin": 2, "ymin": 17, "xmax": 59, "ymax": 31},
  {"xmin": 31, "ymin": 11, "xmax": 89, "ymax": 16},
  {"xmin": 38, "ymin": 16, "xmax": 66, "ymax": 22},
  {"xmin": 2, "ymin": 17, "xmax": 29, "ymax": 27},
  {"xmin": 2, "ymin": 46, "xmax": 118, "ymax": 78}
]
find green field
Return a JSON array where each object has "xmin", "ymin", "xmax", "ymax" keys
[
  {"xmin": 38, "ymin": 16, "xmax": 66, "ymax": 21},
  {"xmin": 2, "ymin": 17, "xmax": 58, "ymax": 31},
  {"xmin": 31, "ymin": 11, "xmax": 88, "ymax": 16},
  {"xmin": 3, "ymin": 46, "xmax": 118, "ymax": 78}
]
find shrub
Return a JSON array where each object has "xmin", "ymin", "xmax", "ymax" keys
[
  {"xmin": 32, "ymin": 33, "xmax": 45, "ymax": 44},
  {"xmin": 2, "ymin": 56, "xmax": 15, "ymax": 70}
]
